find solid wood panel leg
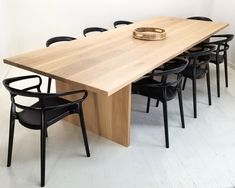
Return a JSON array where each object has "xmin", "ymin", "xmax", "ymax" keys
[
  {"xmin": 56, "ymin": 81, "xmax": 131, "ymax": 147},
  {"xmin": 96, "ymin": 84, "xmax": 131, "ymax": 146}
]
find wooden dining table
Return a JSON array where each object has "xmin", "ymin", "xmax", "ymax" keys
[{"xmin": 3, "ymin": 16, "xmax": 228, "ymax": 147}]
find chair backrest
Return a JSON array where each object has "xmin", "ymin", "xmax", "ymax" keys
[
  {"xmin": 3, "ymin": 75, "xmax": 88, "ymax": 112},
  {"xmin": 113, "ymin": 20, "xmax": 133, "ymax": 28},
  {"xmin": 3, "ymin": 75, "xmax": 64, "ymax": 111},
  {"xmin": 46, "ymin": 36, "xmax": 76, "ymax": 47},
  {"xmin": 142, "ymin": 58, "xmax": 188, "ymax": 88},
  {"xmin": 45, "ymin": 36, "xmax": 76, "ymax": 93},
  {"xmin": 3, "ymin": 75, "xmax": 45, "ymax": 111},
  {"xmin": 187, "ymin": 16, "xmax": 213, "ymax": 22},
  {"xmin": 83, "ymin": 27, "xmax": 108, "ymax": 37},
  {"xmin": 187, "ymin": 17, "xmax": 213, "ymax": 43},
  {"xmin": 183, "ymin": 44, "xmax": 215, "ymax": 58},
  {"xmin": 207, "ymin": 34, "xmax": 234, "ymax": 55},
  {"xmin": 182, "ymin": 44, "xmax": 216, "ymax": 68}
]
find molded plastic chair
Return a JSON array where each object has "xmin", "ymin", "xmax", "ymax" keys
[
  {"xmin": 206, "ymin": 34, "xmax": 234, "ymax": 97},
  {"xmin": 3, "ymin": 75, "xmax": 90, "ymax": 187},
  {"xmin": 46, "ymin": 36, "xmax": 76, "ymax": 93},
  {"xmin": 113, "ymin": 20, "xmax": 133, "ymax": 28},
  {"xmin": 187, "ymin": 17, "xmax": 234, "ymax": 97},
  {"xmin": 187, "ymin": 16, "xmax": 213, "ymax": 44},
  {"xmin": 132, "ymin": 58, "xmax": 188, "ymax": 148},
  {"xmin": 187, "ymin": 16, "xmax": 213, "ymax": 22},
  {"xmin": 46, "ymin": 36, "xmax": 76, "ymax": 47},
  {"xmin": 181, "ymin": 45, "xmax": 216, "ymax": 118},
  {"xmin": 83, "ymin": 27, "xmax": 107, "ymax": 37},
  {"xmin": 166, "ymin": 16, "xmax": 213, "ymax": 101}
]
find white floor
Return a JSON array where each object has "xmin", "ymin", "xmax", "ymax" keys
[{"xmin": 0, "ymin": 66, "xmax": 235, "ymax": 188}]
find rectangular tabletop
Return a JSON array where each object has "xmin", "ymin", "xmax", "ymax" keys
[{"xmin": 4, "ymin": 16, "xmax": 228, "ymax": 96}]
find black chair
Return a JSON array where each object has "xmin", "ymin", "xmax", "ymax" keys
[
  {"xmin": 167, "ymin": 16, "xmax": 213, "ymax": 101},
  {"xmin": 187, "ymin": 17, "xmax": 234, "ymax": 97},
  {"xmin": 46, "ymin": 36, "xmax": 76, "ymax": 93},
  {"xmin": 83, "ymin": 27, "xmax": 108, "ymax": 37},
  {"xmin": 187, "ymin": 16, "xmax": 213, "ymax": 44},
  {"xmin": 3, "ymin": 75, "xmax": 90, "ymax": 187},
  {"xmin": 181, "ymin": 45, "xmax": 216, "ymax": 118},
  {"xmin": 205, "ymin": 34, "xmax": 234, "ymax": 97},
  {"xmin": 132, "ymin": 58, "xmax": 188, "ymax": 148},
  {"xmin": 46, "ymin": 36, "xmax": 76, "ymax": 47},
  {"xmin": 113, "ymin": 20, "xmax": 133, "ymax": 28},
  {"xmin": 187, "ymin": 16, "xmax": 213, "ymax": 22}
]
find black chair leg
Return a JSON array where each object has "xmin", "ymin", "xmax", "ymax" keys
[
  {"xmin": 7, "ymin": 112, "xmax": 15, "ymax": 167},
  {"xmin": 155, "ymin": 99, "xmax": 159, "ymax": 107},
  {"xmin": 178, "ymin": 89, "xmax": 185, "ymax": 128},
  {"xmin": 162, "ymin": 100, "xmax": 169, "ymax": 148},
  {"xmin": 79, "ymin": 107, "xmax": 90, "ymax": 157},
  {"xmin": 182, "ymin": 77, "xmax": 187, "ymax": 90},
  {"xmin": 206, "ymin": 65, "xmax": 212, "ymax": 106},
  {"xmin": 40, "ymin": 116, "xmax": 46, "ymax": 187},
  {"xmin": 216, "ymin": 63, "xmax": 220, "ymax": 98},
  {"xmin": 45, "ymin": 129, "xmax": 48, "ymax": 138},
  {"xmin": 192, "ymin": 77, "xmax": 197, "ymax": 118},
  {"xmin": 224, "ymin": 52, "xmax": 228, "ymax": 88},
  {"xmin": 47, "ymin": 78, "xmax": 52, "ymax": 93},
  {"xmin": 146, "ymin": 97, "xmax": 151, "ymax": 113}
]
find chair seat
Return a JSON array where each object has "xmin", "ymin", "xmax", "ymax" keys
[
  {"xmin": 18, "ymin": 97, "xmax": 77, "ymax": 129},
  {"xmin": 182, "ymin": 65, "xmax": 207, "ymax": 79},
  {"xmin": 210, "ymin": 53, "xmax": 224, "ymax": 64},
  {"xmin": 132, "ymin": 77, "xmax": 177, "ymax": 101}
]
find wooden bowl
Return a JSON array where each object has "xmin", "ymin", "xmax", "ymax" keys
[{"xmin": 133, "ymin": 27, "xmax": 166, "ymax": 41}]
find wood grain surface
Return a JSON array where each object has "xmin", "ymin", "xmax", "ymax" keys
[{"xmin": 4, "ymin": 16, "xmax": 228, "ymax": 96}]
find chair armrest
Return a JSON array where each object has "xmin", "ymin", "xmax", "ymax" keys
[
  {"xmin": 52, "ymin": 89, "xmax": 88, "ymax": 101},
  {"xmin": 43, "ymin": 90, "xmax": 88, "ymax": 111},
  {"xmin": 205, "ymin": 34, "xmax": 234, "ymax": 45},
  {"xmin": 132, "ymin": 80, "xmax": 165, "ymax": 88}
]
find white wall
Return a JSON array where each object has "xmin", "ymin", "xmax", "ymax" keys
[
  {"xmin": 1, "ymin": 0, "xmax": 234, "ymax": 68},
  {"xmin": 0, "ymin": 0, "xmax": 7, "ymax": 55},
  {"xmin": 4, "ymin": 0, "xmax": 208, "ymax": 53},
  {"xmin": 0, "ymin": 0, "xmax": 11, "ymax": 81}
]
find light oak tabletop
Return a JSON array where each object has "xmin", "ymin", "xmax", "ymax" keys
[{"xmin": 4, "ymin": 16, "xmax": 228, "ymax": 96}]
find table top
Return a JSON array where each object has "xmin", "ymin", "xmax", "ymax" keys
[{"xmin": 4, "ymin": 16, "xmax": 228, "ymax": 96}]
